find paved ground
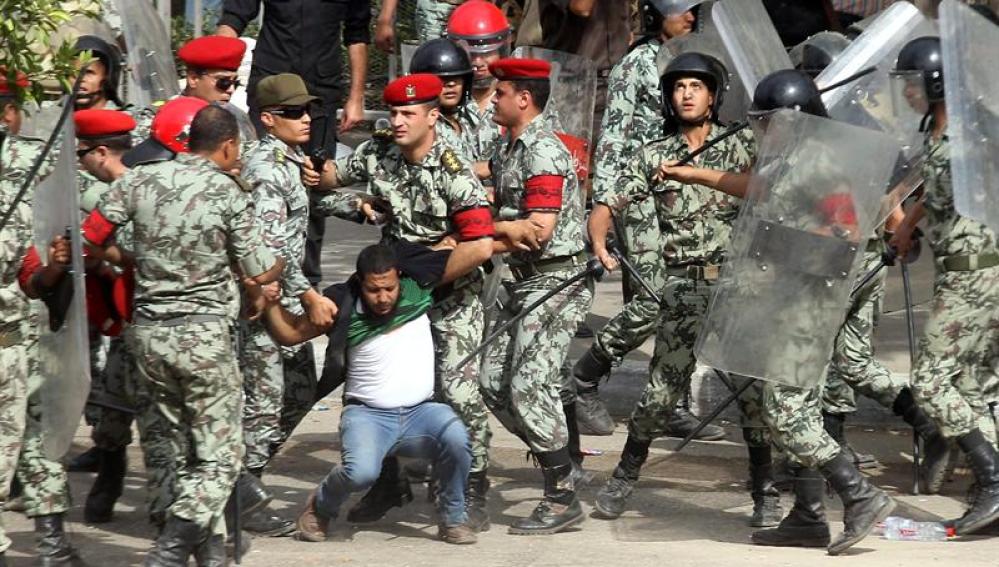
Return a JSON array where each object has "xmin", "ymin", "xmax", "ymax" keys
[{"xmin": 6, "ymin": 137, "xmax": 998, "ymax": 565}]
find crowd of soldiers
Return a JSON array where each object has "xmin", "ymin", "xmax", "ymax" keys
[{"xmin": 3, "ymin": 0, "xmax": 999, "ymax": 565}]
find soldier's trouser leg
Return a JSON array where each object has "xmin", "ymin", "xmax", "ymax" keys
[
  {"xmin": 273, "ymin": 343, "xmax": 317, "ymax": 458},
  {"xmin": 130, "ymin": 321, "xmax": 243, "ymax": 530},
  {"xmin": 910, "ymin": 268, "xmax": 999, "ymax": 440},
  {"xmin": 415, "ymin": 0, "xmax": 457, "ymax": 41},
  {"xmin": 0, "ymin": 339, "xmax": 29, "ymax": 553},
  {"xmin": 132, "ymin": 373, "xmax": 179, "ymax": 528},
  {"xmin": 627, "ymin": 277, "xmax": 710, "ymax": 441},
  {"xmin": 240, "ymin": 320, "xmax": 285, "ymax": 471},
  {"xmin": 17, "ymin": 346, "xmax": 70, "ymax": 518},
  {"xmin": 92, "ymin": 336, "xmax": 136, "ymax": 450},
  {"xmin": 430, "ymin": 285, "xmax": 491, "ymax": 474},
  {"xmin": 591, "ymin": 250, "xmax": 664, "ymax": 365},
  {"xmin": 480, "ymin": 269, "xmax": 593, "ymax": 454}
]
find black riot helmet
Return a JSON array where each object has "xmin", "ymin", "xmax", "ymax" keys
[
  {"xmin": 750, "ymin": 69, "xmax": 828, "ymax": 118},
  {"xmin": 409, "ymin": 39, "xmax": 474, "ymax": 105},
  {"xmin": 74, "ymin": 35, "xmax": 124, "ymax": 107},
  {"xmin": 641, "ymin": 0, "xmax": 708, "ymax": 38},
  {"xmin": 790, "ymin": 31, "xmax": 851, "ymax": 78},
  {"xmin": 892, "ymin": 36, "xmax": 944, "ymax": 104},
  {"xmin": 660, "ymin": 52, "xmax": 728, "ymax": 124}
]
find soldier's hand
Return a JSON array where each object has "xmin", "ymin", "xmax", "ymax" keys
[
  {"xmin": 360, "ymin": 197, "xmax": 391, "ymax": 224},
  {"xmin": 305, "ymin": 294, "xmax": 338, "ymax": 328},
  {"xmin": 507, "ymin": 219, "xmax": 545, "ymax": 251},
  {"xmin": 48, "ymin": 235, "xmax": 71, "ymax": 267},
  {"xmin": 375, "ymin": 19, "xmax": 396, "ymax": 53},
  {"xmin": 888, "ymin": 225, "xmax": 916, "ymax": 262},
  {"xmin": 594, "ymin": 246, "xmax": 618, "ymax": 272},
  {"xmin": 433, "ymin": 234, "xmax": 459, "ymax": 251},
  {"xmin": 655, "ymin": 160, "xmax": 695, "ymax": 184},
  {"xmin": 340, "ymin": 97, "xmax": 364, "ymax": 133},
  {"xmin": 302, "ymin": 157, "xmax": 323, "ymax": 188}
]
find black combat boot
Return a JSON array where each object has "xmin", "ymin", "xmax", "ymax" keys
[
  {"xmin": 237, "ymin": 468, "xmax": 295, "ymax": 536},
  {"xmin": 192, "ymin": 534, "xmax": 225, "ymax": 567},
  {"xmin": 594, "ymin": 436, "xmax": 650, "ymax": 519},
  {"xmin": 508, "ymin": 448, "xmax": 584, "ymax": 535},
  {"xmin": 84, "ymin": 446, "xmax": 127, "ymax": 523},
  {"xmin": 747, "ymin": 444, "xmax": 783, "ymax": 528},
  {"xmin": 953, "ymin": 429, "xmax": 999, "ymax": 535},
  {"xmin": 665, "ymin": 390, "xmax": 725, "ymax": 441},
  {"xmin": 465, "ymin": 470, "xmax": 490, "ymax": 532},
  {"xmin": 573, "ymin": 348, "xmax": 614, "ymax": 436},
  {"xmin": 0, "ymin": 550, "xmax": 6, "ymax": 566},
  {"xmin": 235, "ymin": 469, "xmax": 272, "ymax": 515},
  {"xmin": 892, "ymin": 388, "xmax": 952, "ymax": 494},
  {"xmin": 752, "ymin": 467, "xmax": 830, "ymax": 547},
  {"xmin": 564, "ymin": 402, "xmax": 592, "ymax": 487},
  {"xmin": 34, "ymin": 514, "xmax": 77, "ymax": 566},
  {"xmin": 144, "ymin": 516, "xmax": 208, "ymax": 567},
  {"xmin": 822, "ymin": 411, "xmax": 880, "ymax": 470},
  {"xmin": 346, "ymin": 456, "xmax": 413, "ymax": 522},
  {"xmin": 820, "ymin": 450, "xmax": 895, "ymax": 555}
]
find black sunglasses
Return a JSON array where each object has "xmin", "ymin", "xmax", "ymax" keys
[
  {"xmin": 203, "ymin": 74, "xmax": 242, "ymax": 92},
  {"xmin": 267, "ymin": 106, "xmax": 310, "ymax": 120},
  {"xmin": 76, "ymin": 146, "xmax": 98, "ymax": 159}
]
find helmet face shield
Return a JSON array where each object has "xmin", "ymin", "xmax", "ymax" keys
[
  {"xmin": 455, "ymin": 38, "xmax": 510, "ymax": 89},
  {"xmin": 890, "ymin": 70, "xmax": 929, "ymax": 115}
]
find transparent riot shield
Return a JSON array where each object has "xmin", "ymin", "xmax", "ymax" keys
[
  {"xmin": 711, "ymin": 0, "xmax": 792, "ymax": 98},
  {"xmin": 511, "ymin": 47, "xmax": 597, "ymax": 182},
  {"xmin": 695, "ymin": 110, "xmax": 901, "ymax": 387},
  {"xmin": 114, "ymin": 0, "xmax": 179, "ymax": 109},
  {"xmin": 941, "ymin": 0, "xmax": 999, "ymax": 235},
  {"xmin": 220, "ymin": 103, "xmax": 258, "ymax": 144},
  {"xmin": 657, "ymin": 3, "xmax": 750, "ymax": 125},
  {"xmin": 31, "ymin": 113, "xmax": 91, "ymax": 460}
]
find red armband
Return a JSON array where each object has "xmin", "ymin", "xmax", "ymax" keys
[
  {"xmin": 523, "ymin": 175, "xmax": 564, "ymax": 211},
  {"xmin": 17, "ymin": 246, "xmax": 42, "ymax": 292},
  {"xmin": 452, "ymin": 206, "xmax": 495, "ymax": 241},
  {"xmin": 81, "ymin": 209, "xmax": 117, "ymax": 246}
]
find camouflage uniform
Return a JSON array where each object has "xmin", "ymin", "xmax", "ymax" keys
[
  {"xmin": 93, "ymin": 152, "xmax": 276, "ymax": 530},
  {"xmin": 317, "ymin": 130, "xmax": 494, "ymax": 473},
  {"xmin": 481, "ymin": 116, "xmax": 593, "ymax": 454},
  {"xmin": 239, "ymin": 134, "xmax": 318, "ymax": 471},
  {"xmin": 0, "ymin": 134, "xmax": 42, "ymax": 553},
  {"xmin": 436, "ymin": 117, "xmax": 477, "ymax": 162},
  {"xmin": 416, "ymin": 0, "xmax": 465, "ymax": 41},
  {"xmin": 600, "ymin": 127, "xmax": 770, "ymax": 445},
  {"xmin": 457, "ymin": 99, "xmax": 504, "ymax": 164},
  {"xmin": 909, "ymin": 134, "xmax": 999, "ymax": 440},
  {"xmin": 590, "ymin": 39, "xmax": 666, "ymax": 365}
]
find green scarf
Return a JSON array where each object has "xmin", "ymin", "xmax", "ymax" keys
[{"xmin": 347, "ymin": 277, "xmax": 434, "ymax": 347}]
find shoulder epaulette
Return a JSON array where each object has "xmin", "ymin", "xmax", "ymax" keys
[
  {"xmin": 441, "ymin": 148, "xmax": 462, "ymax": 174},
  {"xmin": 373, "ymin": 128, "xmax": 393, "ymax": 142}
]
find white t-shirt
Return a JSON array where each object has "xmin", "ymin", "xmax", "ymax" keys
[{"xmin": 344, "ymin": 309, "xmax": 435, "ymax": 409}]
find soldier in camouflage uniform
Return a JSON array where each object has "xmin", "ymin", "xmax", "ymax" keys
[
  {"xmin": 83, "ymin": 104, "xmax": 283, "ymax": 565},
  {"xmin": 574, "ymin": 0, "xmax": 725, "ymax": 440},
  {"xmin": 309, "ymin": 74, "xmax": 497, "ymax": 530},
  {"xmin": 0, "ymin": 77, "xmax": 76, "ymax": 565},
  {"xmin": 236, "ymin": 74, "xmax": 337, "ymax": 537},
  {"xmin": 476, "ymin": 58, "xmax": 593, "ymax": 535},
  {"xmin": 662, "ymin": 70, "xmax": 896, "ymax": 555},
  {"xmin": 410, "ymin": 39, "xmax": 480, "ymax": 162},
  {"xmin": 587, "ymin": 53, "xmax": 779, "ymax": 527},
  {"xmin": 886, "ymin": 37, "xmax": 999, "ymax": 536}
]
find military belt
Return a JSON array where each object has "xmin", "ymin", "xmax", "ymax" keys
[
  {"xmin": 936, "ymin": 253, "xmax": 999, "ymax": 272},
  {"xmin": 665, "ymin": 264, "xmax": 721, "ymax": 281},
  {"xmin": 132, "ymin": 313, "xmax": 227, "ymax": 327},
  {"xmin": 0, "ymin": 322, "xmax": 24, "ymax": 348},
  {"xmin": 509, "ymin": 251, "xmax": 588, "ymax": 281}
]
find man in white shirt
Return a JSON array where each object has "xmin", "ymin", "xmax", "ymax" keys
[{"xmin": 261, "ymin": 242, "xmax": 476, "ymax": 544}]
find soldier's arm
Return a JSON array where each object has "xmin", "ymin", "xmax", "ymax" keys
[
  {"xmin": 249, "ymin": 175, "xmax": 312, "ymax": 298},
  {"xmin": 592, "ymin": 52, "xmax": 643, "ymax": 205},
  {"xmin": 311, "ymin": 190, "xmax": 379, "ymax": 224},
  {"xmin": 439, "ymin": 154, "xmax": 496, "ymax": 283},
  {"xmin": 82, "ymin": 174, "xmax": 134, "ymax": 259},
  {"xmin": 657, "ymin": 162, "xmax": 751, "ymax": 199},
  {"xmin": 216, "ymin": 0, "xmax": 260, "ymax": 36},
  {"xmin": 888, "ymin": 200, "xmax": 926, "ymax": 259},
  {"xmin": 225, "ymin": 189, "xmax": 284, "ymax": 285},
  {"xmin": 262, "ymin": 298, "xmax": 332, "ymax": 346}
]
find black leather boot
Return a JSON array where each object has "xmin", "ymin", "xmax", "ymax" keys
[
  {"xmin": 84, "ymin": 446, "xmax": 127, "ymax": 523},
  {"xmin": 192, "ymin": 534, "xmax": 225, "ymax": 567},
  {"xmin": 752, "ymin": 467, "xmax": 830, "ymax": 547},
  {"xmin": 747, "ymin": 444, "xmax": 782, "ymax": 528},
  {"xmin": 594, "ymin": 436, "xmax": 650, "ymax": 519},
  {"xmin": 893, "ymin": 388, "xmax": 952, "ymax": 494},
  {"xmin": 508, "ymin": 448, "xmax": 583, "ymax": 535},
  {"xmin": 820, "ymin": 450, "xmax": 895, "ymax": 555},
  {"xmin": 34, "ymin": 514, "xmax": 77, "ymax": 566},
  {"xmin": 823, "ymin": 411, "xmax": 880, "ymax": 470},
  {"xmin": 465, "ymin": 470, "xmax": 490, "ymax": 532},
  {"xmin": 573, "ymin": 349, "xmax": 614, "ymax": 436},
  {"xmin": 144, "ymin": 516, "xmax": 208, "ymax": 567},
  {"xmin": 665, "ymin": 390, "xmax": 725, "ymax": 441},
  {"xmin": 346, "ymin": 456, "xmax": 413, "ymax": 523},
  {"xmin": 954, "ymin": 429, "xmax": 999, "ymax": 535},
  {"xmin": 235, "ymin": 469, "xmax": 272, "ymax": 516}
]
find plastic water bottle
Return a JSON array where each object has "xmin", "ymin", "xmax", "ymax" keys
[{"xmin": 881, "ymin": 516, "xmax": 953, "ymax": 541}]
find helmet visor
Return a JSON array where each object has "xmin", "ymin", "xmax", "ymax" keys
[{"xmin": 889, "ymin": 70, "xmax": 929, "ymax": 116}]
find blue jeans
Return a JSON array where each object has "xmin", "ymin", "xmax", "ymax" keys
[{"xmin": 315, "ymin": 401, "xmax": 471, "ymax": 526}]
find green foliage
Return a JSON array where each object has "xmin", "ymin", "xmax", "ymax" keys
[
  {"xmin": 0, "ymin": 0, "xmax": 97, "ymax": 103},
  {"xmin": 169, "ymin": 9, "xmax": 260, "ymax": 78}
]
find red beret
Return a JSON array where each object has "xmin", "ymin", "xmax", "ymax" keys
[
  {"xmin": 74, "ymin": 109, "xmax": 136, "ymax": 138},
  {"xmin": 0, "ymin": 69, "xmax": 30, "ymax": 95},
  {"xmin": 383, "ymin": 73, "xmax": 443, "ymax": 106},
  {"xmin": 178, "ymin": 36, "xmax": 246, "ymax": 71},
  {"xmin": 488, "ymin": 58, "xmax": 551, "ymax": 81}
]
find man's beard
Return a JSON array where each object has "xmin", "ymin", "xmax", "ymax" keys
[{"xmin": 362, "ymin": 299, "xmax": 398, "ymax": 326}]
